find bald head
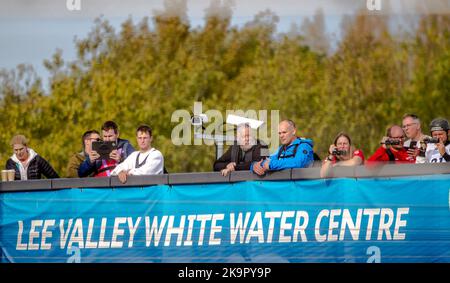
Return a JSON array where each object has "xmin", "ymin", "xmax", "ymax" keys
[
  {"xmin": 278, "ymin": 120, "xmax": 297, "ymax": 145},
  {"xmin": 388, "ymin": 125, "xmax": 405, "ymax": 149}
]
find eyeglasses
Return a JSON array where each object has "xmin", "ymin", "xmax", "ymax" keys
[{"xmin": 402, "ymin": 123, "xmax": 417, "ymax": 129}]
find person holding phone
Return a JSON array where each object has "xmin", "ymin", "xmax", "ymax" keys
[
  {"xmin": 401, "ymin": 114, "xmax": 429, "ymax": 162},
  {"xmin": 66, "ymin": 130, "xmax": 101, "ymax": 178},
  {"xmin": 78, "ymin": 121, "xmax": 135, "ymax": 177}
]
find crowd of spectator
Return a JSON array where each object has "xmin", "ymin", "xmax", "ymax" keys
[{"xmin": 4, "ymin": 114, "xmax": 449, "ymax": 183}]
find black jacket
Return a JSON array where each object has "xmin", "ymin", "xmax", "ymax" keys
[
  {"xmin": 213, "ymin": 141, "xmax": 268, "ymax": 171},
  {"xmin": 6, "ymin": 155, "xmax": 59, "ymax": 180}
]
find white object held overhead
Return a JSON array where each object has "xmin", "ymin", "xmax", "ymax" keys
[{"xmin": 226, "ymin": 114, "xmax": 264, "ymax": 129}]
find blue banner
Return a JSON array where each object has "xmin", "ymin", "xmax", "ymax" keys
[{"xmin": 1, "ymin": 174, "xmax": 450, "ymax": 263}]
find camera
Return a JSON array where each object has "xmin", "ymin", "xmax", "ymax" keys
[
  {"xmin": 384, "ymin": 139, "xmax": 401, "ymax": 146},
  {"xmin": 92, "ymin": 141, "xmax": 117, "ymax": 160},
  {"xmin": 423, "ymin": 137, "xmax": 440, "ymax": 144},
  {"xmin": 332, "ymin": 149, "xmax": 346, "ymax": 156}
]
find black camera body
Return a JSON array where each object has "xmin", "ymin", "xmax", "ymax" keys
[
  {"xmin": 332, "ymin": 149, "xmax": 346, "ymax": 156},
  {"xmin": 423, "ymin": 137, "xmax": 440, "ymax": 144},
  {"xmin": 384, "ymin": 139, "xmax": 401, "ymax": 146},
  {"xmin": 92, "ymin": 141, "xmax": 117, "ymax": 160}
]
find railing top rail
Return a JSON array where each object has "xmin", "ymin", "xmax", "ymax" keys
[{"xmin": 1, "ymin": 163, "xmax": 449, "ymax": 193}]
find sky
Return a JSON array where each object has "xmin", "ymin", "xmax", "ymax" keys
[{"xmin": 0, "ymin": 0, "xmax": 449, "ymax": 90}]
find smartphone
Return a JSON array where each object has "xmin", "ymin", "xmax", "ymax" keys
[{"xmin": 409, "ymin": 140, "xmax": 417, "ymax": 149}]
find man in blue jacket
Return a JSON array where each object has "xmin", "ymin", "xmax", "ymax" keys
[{"xmin": 252, "ymin": 120, "xmax": 314, "ymax": 175}]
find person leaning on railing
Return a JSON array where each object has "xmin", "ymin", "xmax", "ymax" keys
[
  {"xmin": 5, "ymin": 135, "xmax": 59, "ymax": 180},
  {"xmin": 320, "ymin": 132, "xmax": 364, "ymax": 178},
  {"xmin": 251, "ymin": 120, "xmax": 314, "ymax": 176},
  {"xmin": 111, "ymin": 124, "xmax": 164, "ymax": 184},
  {"xmin": 214, "ymin": 123, "xmax": 268, "ymax": 177}
]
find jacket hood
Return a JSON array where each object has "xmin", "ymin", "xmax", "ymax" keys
[
  {"xmin": 293, "ymin": 137, "xmax": 314, "ymax": 148},
  {"xmin": 11, "ymin": 148, "xmax": 37, "ymax": 164},
  {"xmin": 117, "ymin": 138, "xmax": 130, "ymax": 148}
]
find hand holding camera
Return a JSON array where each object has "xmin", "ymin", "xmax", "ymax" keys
[
  {"xmin": 423, "ymin": 137, "xmax": 440, "ymax": 144},
  {"xmin": 332, "ymin": 148, "xmax": 346, "ymax": 156}
]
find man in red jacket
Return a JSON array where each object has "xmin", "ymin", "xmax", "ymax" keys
[{"xmin": 368, "ymin": 125, "xmax": 413, "ymax": 163}]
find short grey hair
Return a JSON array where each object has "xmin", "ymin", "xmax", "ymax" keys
[
  {"xmin": 402, "ymin": 113, "xmax": 420, "ymax": 125},
  {"xmin": 237, "ymin": 123, "xmax": 251, "ymax": 134},
  {"xmin": 281, "ymin": 119, "xmax": 296, "ymax": 130}
]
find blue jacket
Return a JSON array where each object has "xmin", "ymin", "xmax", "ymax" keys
[
  {"xmin": 251, "ymin": 137, "xmax": 314, "ymax": 171},
  {"xmin": 78, "ymin": 138, "xmax": 135, "ymax": 177}
]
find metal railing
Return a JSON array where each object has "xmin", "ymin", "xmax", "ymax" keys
[{"xmin": 1, "ymin": 163, "xmax": 449, "ymax": 193}]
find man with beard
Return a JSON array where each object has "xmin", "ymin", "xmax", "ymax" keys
[{"xmin": 214, "ymin": 123, "xmax": 268, "ymax": 176}]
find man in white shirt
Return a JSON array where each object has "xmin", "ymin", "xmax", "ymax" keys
[
  {"xmin": 401, "ymin": 113, "xmax": 429, "ymax": 162},
  {"xmin": 111, "ymin": 124, "xmax": 164, "ymax": 183}
]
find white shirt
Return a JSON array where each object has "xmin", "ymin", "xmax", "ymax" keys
[
  {"xmin": 111, "ymin": 148, "xmax": 164, "ymax": 176},
  {"xmin": 416, "ymin": 143, "xmax": 450, "ymax": 163}
]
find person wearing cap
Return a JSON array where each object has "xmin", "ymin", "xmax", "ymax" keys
[
  {"xmin": 416, "ymin": 118, "xmax": 450, "ymax": 163},
  {"xmin": 251, "ymin": 120, "xmax": 314, "ymax": 176},
  {"xmin": 66, "ymin": 130, "xmax": 101, "ymax": 178},
  {"xmin": 5, "ymin": 135, "xmax": 59, "ymax": 180},
  {"xmin": 111, "ymin": 124, "xmax": 164, "ymax": 183},
  {"xmin": 214, "ymin": 123, "xmax": 268, "ymax": 176},
  {"xmin": 367, "ymin": 125, "xmax": 412, "ymax": 163}
]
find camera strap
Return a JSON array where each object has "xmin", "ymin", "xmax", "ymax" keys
[
  {"xmin": 277, "ymin": 143, "xmax": 300, "ymax": 160},
  {"xmin": 135, "ymin": 152, "xmax": 150, "ymax": 169},
  {"xmin": 385, "ymin": 148, "xmax": 396, "ymax": 161}
]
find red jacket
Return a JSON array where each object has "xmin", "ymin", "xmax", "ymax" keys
[{"xmin": 367, "ymin": 146, "xmax": 413, "ymax": 163}]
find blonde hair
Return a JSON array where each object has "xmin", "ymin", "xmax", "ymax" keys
[{"xmin": 10, "ymin": 135, "xmax": 28, "ymax": 146}]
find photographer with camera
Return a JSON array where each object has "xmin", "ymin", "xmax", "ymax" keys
[
  {"xmin": 367, "ymin": 125, "xmax": 412, "ymax": 163},
  {"xmin": 416, "ymin": 118, "xmax": 450, "ymax": 164},
  {"xmin": 401, "ymin": 114, "xmax": 429, "ymax": 162},
  {"xmin": 78, "ymin": 121, "xmax": 135, "ymax": 177},
  {"xmin": 320, "ymin": 132, "xmax": 364, "ymax": 178}
]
